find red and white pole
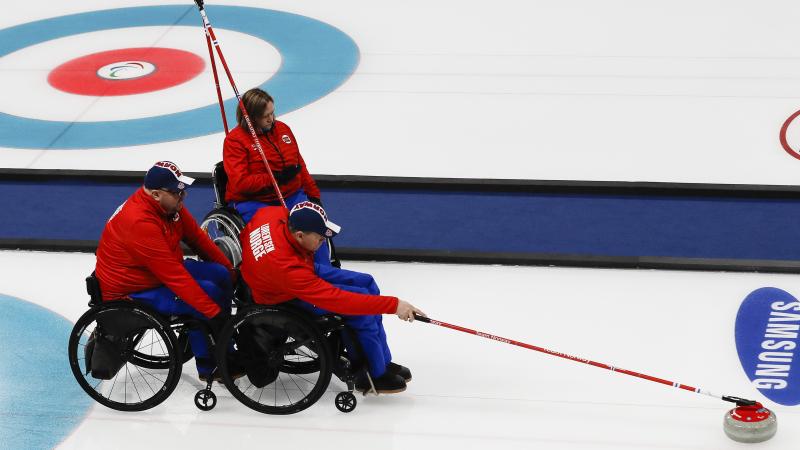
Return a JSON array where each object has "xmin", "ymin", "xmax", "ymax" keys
[
  {"xmin": 413, "ymin": 314, "xmax": 755, "ymax": 406},
  {"xmin": 195, "ymin": 1, "xmax": 286, "ymax": 209}
]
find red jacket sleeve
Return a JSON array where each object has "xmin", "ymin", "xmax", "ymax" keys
[
  {"xmin": 126, "ymin": 220, "xmax": 222, "ymax": 318},
  {"xmin": 223, "ymin": 132, "xmax": 271, "ymax": 197},
  {"xmin": 279, "ymin": 261, "xmax": 398, "ymax": 315},
  {"xmin": 181, "ymin": 210, "xmax": 234, "ymax": 270},
  {"xmin": 298, "ymin": 152, "xmax": 321, "ymax": 199}
]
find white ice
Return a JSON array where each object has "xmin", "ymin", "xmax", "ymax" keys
[
  {"xmin": 1, "ymin": 250, "xmax": 798, "ymax": 450},
  {"xmin": 3, "ymin": 1, "xmax": 800, "ymax": 448},
  {"xmin": 3, "ymin": 1, "xmax": 800, "ymax": 184}
]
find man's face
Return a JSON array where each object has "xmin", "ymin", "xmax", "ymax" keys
[
  {"xmin": 153, "ymin": 189, "xmax": 186, "ymax": 216},
  {"xmin": 257, "ymin": 101, "xmax": 275, "ymax": 131},
  {"xmin": 295, "ymin": 230, "xmax": 326, "ymax": 252}
]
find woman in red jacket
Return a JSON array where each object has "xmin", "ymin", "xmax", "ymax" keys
[{"xmin": 223, "ymin": 88, "xmax": 331, "ymax": 266}]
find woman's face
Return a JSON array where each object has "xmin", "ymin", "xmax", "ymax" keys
[{"xmin": 256, "ymin": 101, "xmax": 275, "ymax": 131}]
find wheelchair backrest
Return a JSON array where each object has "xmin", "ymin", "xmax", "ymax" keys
[
  {"xmin": 212, "ymin": 161, "xmax": 228, "ymax": 208},
  {"xmin": 235, "ymin": 278, "xmax": 254, "ymax": 305},
  {"xmin": 85, "ymin": 272, "xmax": 103, "ymax": 307}
]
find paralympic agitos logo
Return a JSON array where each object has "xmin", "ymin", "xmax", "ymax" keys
[{"xmin": 736, "ymin": 287, "xmax": 800, "ymax": 405}]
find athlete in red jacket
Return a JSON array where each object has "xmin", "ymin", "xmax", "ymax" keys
[
  {"xmin": 223, "ymin": 88, "xmax": 332, "ymax": 266},
  {"xmin": 240, "ymin": 202, "xmax": 425, "ymax": 393},
  {"xmin": 223, "ymin": 121, "xmax": 320, "ymax": 206},
  {"xmin": 95, "ymin": 161, "xmax": 236, "ymax": 380}
]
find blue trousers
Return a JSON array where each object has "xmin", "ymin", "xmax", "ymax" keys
[
  {"xmin": 129, "ymin": 260, "xmax": 232, "ymax": 376},
  {"xmin": 291, "ymin": 264, "xmax": 392, "ymax": 377},
  {"xmin": 231, "ymin": 188, "xmax": 332, "ymax": 266}
]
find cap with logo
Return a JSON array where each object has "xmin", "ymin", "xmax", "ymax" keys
[
  {"xmin": 288, "ymin": 201, "xmax": 341, "ymax": 238},
  {"xmin": 144, "ymin": 161, "xmax": 195, "ymax": 192}
]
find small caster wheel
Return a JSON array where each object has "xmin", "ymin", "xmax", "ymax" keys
[
  {"xmin": 195, "ymin": 389, "xmax": 217, "ymax": 411},
  {"xmin": 335, "ymin": 391, "xmax": 357, "ymax": 413}
]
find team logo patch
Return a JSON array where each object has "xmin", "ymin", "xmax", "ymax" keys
[
  {"xmin": 177, "ymin": 182, "xmax": 185, "ymax": 190},
  {"xmin": 735, "ymin": 287, "xmax": 800, "ymax": 405},
  {"xmin": 282, "ymin": 135, "xmax": 292, "ymax": 144}
]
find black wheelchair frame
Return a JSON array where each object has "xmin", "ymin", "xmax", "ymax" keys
[
  {"xmin": 70, "ymin": 276, "xmax": 370, "ymax": 414},
  {"xmin": 68, "ymin": 273, "xmax": 220, "ymax": 411}
]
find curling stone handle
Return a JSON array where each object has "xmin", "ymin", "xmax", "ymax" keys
[{"xmin": 722, "ymin": 395, "xmax": 757, "ymax": 406}]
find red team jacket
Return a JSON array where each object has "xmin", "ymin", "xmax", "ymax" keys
[
  {"xmin": 95, "ymin": 188, "xmax": 233, "ymax": 318},
  {"xmin": 240, "ymin": 207, "xmax": 399, "ymax": 315},
  {"xmin": 223, "ymin": 121, "xmax": 321, "ymax": 203}
]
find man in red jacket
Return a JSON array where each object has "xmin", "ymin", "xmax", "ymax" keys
[
  {"xmin": 223, "ymin": 88, "xmax": 332, "ymax": 266},
  {"xmin": 95, "ymin": 161, "xmax": 236, "ymax": 381},
  {"xmin": 240, "ymin": 202, "xmax": 425, "ymax": 393}
]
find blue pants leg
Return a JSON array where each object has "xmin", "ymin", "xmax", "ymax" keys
[
  {"xmin": 184, "ymin": 259, "xmax": 233, "ymax": 300},
  {"xmin": 129, "ymin": 261, "xmax": 232, "ymax": 376},
  {"xmin": 232, "ymin": 189, "xmax": 332, "ymax": 266},
  {"xmin": 296, "ymin": 265, "xmax": 392, "ymax": 377}
]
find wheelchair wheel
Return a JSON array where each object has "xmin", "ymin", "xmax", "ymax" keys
[
  {"xmin": 201, "ymin": 208, "xmax": 244, "ymax": 267},
  {"xmin": 68, "ymin": 302, "xmax": 182, "ymax": 411},
  {"xmin": 217, "ymin": 306, "xmax": 333, "ymax": 415}
]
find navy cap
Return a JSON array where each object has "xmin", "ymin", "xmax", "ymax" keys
[
  {"xmin": 144, "ymin": 161, "xmax": 195, "ymax": 192},
  {"xmin": 288, "ymin": 201, "xmax": 341, "ymax": 238}
]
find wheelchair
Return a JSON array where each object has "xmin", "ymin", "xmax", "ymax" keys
[
  {"xmin": 196, "ymin": 163, "xmax": 358, "ymax": 413},
  {"xmin": 68, "ymin": 273, "xmax": 221, "ymax": 412},
  {"xmin": 199, "ymin": 161, "xmax": 340, "ymax": 271},
  {"xmin": 213, "ymin": 284, "xmax": 364, "ymax": 414},
  {"xmin": 70, "ymin": 274, "xmax": 367, "ymax": 414}
]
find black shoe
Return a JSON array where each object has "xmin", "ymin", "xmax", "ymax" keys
[
  {"xmin": 355, "ymin": 372, "xmax": 407, "ymax": 394},
  {"xmin": 386, "ymin": 362, "xmax": 412, "ymax": 382}
]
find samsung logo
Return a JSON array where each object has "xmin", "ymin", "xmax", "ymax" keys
[{"xmin": 736, "ymin": 287, "xmax": 800, "ymax": 405}]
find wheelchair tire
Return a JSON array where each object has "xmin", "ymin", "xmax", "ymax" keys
[
  {"xmin": 200, "ymin": 208, "xmax": 244, "ymax": 267},
  {"xmin": 217, "ymin": 306, "xmax": 333, "ymax": 415},
  {"xmin": 68, "ymin": 302, "xmax": 182, "ymax": 411}
]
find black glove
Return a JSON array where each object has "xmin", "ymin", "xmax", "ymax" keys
[
  {"xmin": 307, "ymin": 196, "xmax": 323, "ymax": 207},
  {"xmin": 208, "ymin": 311, "xmax": 230, "ymax": 340}
]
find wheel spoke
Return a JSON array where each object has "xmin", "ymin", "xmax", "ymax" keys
[
  {"xmin": 126, "ymin": 364, "xmax": 144, "ymax": 402},
  {"xmin": 131, "ymin": 364, "xmax": 158, "ymax": 396},
  {"xmin": 286, "ymin": 373, "xmax": 307, "ymax": 397}
]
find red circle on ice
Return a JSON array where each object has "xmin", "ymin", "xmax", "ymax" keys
[{"xmin": 48, "ymin": 47, "xmax": 204, "ymax": 96}]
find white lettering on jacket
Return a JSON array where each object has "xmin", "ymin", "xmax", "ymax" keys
[{"xmin": 249, "ymin": 224, "xmax": 275, "ymax": 260}]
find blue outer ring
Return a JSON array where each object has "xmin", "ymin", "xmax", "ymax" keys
[{"xmin": 0, "ymin": 5, "xmax": 359, "ymax": 149}]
